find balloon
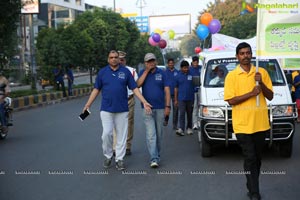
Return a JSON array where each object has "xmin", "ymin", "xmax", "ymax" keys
[
  {"xmin": 152, "ymin": 33, "xmax": 161, "ymax": 43},
  {"xmin": 154, "ymin": 28, "xmax": 163, "ymax": 35},
  {"xmin": 246, "ymin": 4, "xmax": 254, "ymax": 13},
  {"xmin": 208, "ymin": 19, "xmax": 221, "ymax": 34},
  {"xmin": 196, "ymin": 24, "xmax": 209, "ymax": 40},
  {"xmin": 168, "ymin": 30, "xmax": 175, "ymax": 40},
  {"xmin": 161, "ymin": 32, "xmax": 170, "ymax": 41},
  {"xmin": 194, "ymin": 47, "xmax": 202, "ymax": 54},
  {"xmin": 158, "ymin": 39, "xmax": 167, "ymax": 49},
  {"xmin": 240, "ymin": 9, "xmax": 249, "ymax": 15},
  {"xmin": 148, "ymin": 36, "xmax": 158, "ymax": 46},
  {"xmin": 200, "ymin": 13, "xmax": 213, "ymax": 26}
]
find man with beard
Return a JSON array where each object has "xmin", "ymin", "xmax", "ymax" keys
[{"xmin": 224, "ymin": 42, "xmax": 273, "ymax": 200}]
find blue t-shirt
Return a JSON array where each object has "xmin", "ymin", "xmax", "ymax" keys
[
  {"xmin": 94, "ymin": 65, "xmax": 137, "ymax": 112},
  {"xmin": 53, "ymin": 68, "xmax": 64, "ymax": 82},
  {"xmin": 66, "ymin": 69, "xmax": 74, "ymax": 81},
  {"xmin": 189, "ymin": 65, "xmax": 201, "ymax": 92},
  {"xmin": 294, "ymin": 74, "xmax": 300, "ymax": 99},
  {"xmin": 175, "ymin": 71, "xmax": 195, "ymax": 101},
  {"xmin": 165, "ymin": 68, "xmax": 179, "ymax": 96},
  {"xmin": 139, "ymin": 67, "xmax": 169, "ymax": 109}
]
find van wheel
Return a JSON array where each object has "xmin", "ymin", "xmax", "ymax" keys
[
  {"xmin": 279, "ymin": 138, "xmax": 293, "ymax": 158},
  {"xmin": 201, "ymin": 133, "xmax": 212, "ymax": 157}
]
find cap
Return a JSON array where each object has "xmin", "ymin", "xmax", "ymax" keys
[
  {"xmin": 192, "ymin": 56, "xmax": 199, "ymax": 62},
  {"xmin": 118, "ymin": 51, "xmax": 126, "ymax": 58},
  {"xmin": 144, "ymin": 53, "xmax": 156, "ymax": 62}
]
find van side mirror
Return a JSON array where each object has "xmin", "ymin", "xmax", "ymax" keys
[
  {"xmin": 285, "ymin": 73, "xmax": 292, "ymax": 85},
  {"xmin": 192, "ymin": 76, "xmax": 201, "ymax": 87}
]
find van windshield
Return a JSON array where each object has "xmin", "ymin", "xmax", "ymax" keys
[{"xmin": 204, "ymin": 58, "xmax": 285, "ymax": 87}]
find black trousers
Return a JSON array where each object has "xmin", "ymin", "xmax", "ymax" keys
[{"xmin": 236, "ymin": 130, "xmax": 267, "ymax": 195}]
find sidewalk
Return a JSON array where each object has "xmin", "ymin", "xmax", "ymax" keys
[
  {"xmin": 10, "ymin": 72, "xmax": 92, "ymax": 111},
  {"xmin": 10, "ymin": 72, "xmax": 90, "ymax": 92}
]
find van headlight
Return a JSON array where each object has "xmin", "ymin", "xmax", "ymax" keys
[
  {"xmin": 272, "ymin": 105, "xmax": 294, "ymax": 117},
  {"xmin": 201, "ymin": 106, "xmax": 224, "ymax": 118}
]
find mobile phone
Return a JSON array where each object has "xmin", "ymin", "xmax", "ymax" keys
[{"xmin": 79, "ymin": 109, "xmax": 91, "ymax": 121}]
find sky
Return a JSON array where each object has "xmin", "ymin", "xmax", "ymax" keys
[{"xmin": 85, "ymin": 0, "xmax": 213, "ymax": 30}]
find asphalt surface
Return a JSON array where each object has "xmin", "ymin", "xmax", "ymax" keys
[{"xmin": 0, "ymin": 96, "xmax": 300, "ymax": 200}]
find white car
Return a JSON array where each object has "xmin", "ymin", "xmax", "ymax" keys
[{"xmin": 196, "ymin": 50, "xmax": 296, "ymax": 158}]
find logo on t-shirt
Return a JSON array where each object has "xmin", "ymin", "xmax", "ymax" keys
[
  {"xmin": 118, "ymin": 72, "xmax": 126, "ymax": 79},
  {"xmin": 187, "ymin": 75, "xmax": 192, "ymax": 80},
  {"xmin": 155, "ymin": 74, "xmax": 162, "ymax": 81}
]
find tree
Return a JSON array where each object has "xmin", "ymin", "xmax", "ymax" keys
[
  {"xmin": 205, "ymin": 0, "xmax": 257, "ymax": 39},
  {"xmin": 179, "ymin": 34, "xmax": 201, "ymax": 57},
  {"xmin": 0, "ymin": 0, "xmax": 22, "ymax": 69}
]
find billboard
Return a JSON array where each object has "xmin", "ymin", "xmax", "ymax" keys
[
  {"xmin": 21, "ymin": 0, "xmax": 40, "ymax": 14},
  {"xmin": 149, "ymin": 14, "xmax": 191, "ymax": 35},
  {"xmin": 256, "ymin": 0, "xmax": 300, "ymax": 59}
]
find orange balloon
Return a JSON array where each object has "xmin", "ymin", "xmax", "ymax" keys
[
  {"xmin": 200, "ymin": 13, "xmax": 213, "ymax": 26},
  {"xmin": 246, "ymin": 4, "xmax": 254, "ymax": 13}
]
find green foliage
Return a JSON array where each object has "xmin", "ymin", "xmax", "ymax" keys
[
  {"xmin": 0, "ymin": 0, "xmax": 22, "ymax": 69},
  {"xmin": 205, "ymin": 0, "xmax": 257, "ymax": 39},
  {"xmin": 179, "ymin": 34, "xmax": 201, "ymax": 57},
  {"xmin": 36, "ymin": 8, "xmax": 145, "ymax": 72}
]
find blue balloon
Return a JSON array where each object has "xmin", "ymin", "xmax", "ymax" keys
[
  {"xmin": 196, "ymin": 24, "xmax": 209, "ymax": 40},
  {"xmin": 240, "ymin": 9, "xmax": 249, "ymax": 15}
]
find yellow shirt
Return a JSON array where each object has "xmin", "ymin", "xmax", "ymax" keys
[
  {"xmin": 291, "ymin": 71, "xmax": 299, "ymax": 92},
  {"xmin": 224, "ymin": 64, "xmax": 273, "ymax": 134}
]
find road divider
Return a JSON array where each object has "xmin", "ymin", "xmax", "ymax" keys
[{"xmin": 12, "ymin": 87, "xmax": 93, "ymax": 111}]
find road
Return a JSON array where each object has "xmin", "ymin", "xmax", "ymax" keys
[{"xmin": 0, "ymin": 96, "xmax": 300, "ymax": 200}]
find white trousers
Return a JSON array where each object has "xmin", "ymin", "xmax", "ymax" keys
[{"xmin": 100, "ymin": 111, "xmax": 128, "ymax": 162}]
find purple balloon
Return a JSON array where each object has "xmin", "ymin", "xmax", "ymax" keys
[
  {"xmin": 148, "ymin": 36, "xmax": 158, "ymax": 46},
  {"xmin": 208, "ymin": 19, "xmax": 221, "ymax": 34},
  {"xmin": 152, "ymin": 33, "xmax": 161, "ymax": 43}
]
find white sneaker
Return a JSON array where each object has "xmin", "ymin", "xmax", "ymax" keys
[
  {"xmin": 187, "ymin": 128, "xmax": 193, "ymax": 135},
  {"xmin": 193, "ymin": 124, "xmax": 198, "ymax": 130},
  {"xmin": 176, "ymin": 128, "xmax": 185, "ymax": 136}
]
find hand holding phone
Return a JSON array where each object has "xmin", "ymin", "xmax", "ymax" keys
[{"xmin": 79, "ymin": 109, "xmax": 91, "ymax": 121}]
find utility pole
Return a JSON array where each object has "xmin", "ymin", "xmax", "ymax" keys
[
  {"xmin": 136, "ymin": 0, "xmax": 146, "ymax": 32},
  {"xmin": 113, "ymin": 0, "xmax": 116, "ymax": 12}
]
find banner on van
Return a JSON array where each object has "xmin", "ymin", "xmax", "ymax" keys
[{"xmin": 256, "ymin": 0, "xmax": 300, "ymax": 59}]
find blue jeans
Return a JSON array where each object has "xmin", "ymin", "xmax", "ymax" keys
[
  {"xmin": 0, "ymin": 102, "xmax": 6, "ymax": 127},
  {"xmin": 143, "ymin": 109, "xmax": 164, "ymax": 163}
]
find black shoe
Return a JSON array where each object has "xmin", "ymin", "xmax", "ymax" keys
[
  {"xmin": 116, "ymin": 160, "xmax": 126, "ymax": 171},
  {"xmin": 126, "ymin": 149, "xmax": 131, "ymax": 156},
  {"xmin": 113, "ymin": 151, "xmax": 116, "ymax": 157},
  {"xmin": 247, "ymin": 192, "xmax": 261, "ymax": 200}
]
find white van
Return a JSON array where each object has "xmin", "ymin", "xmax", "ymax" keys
[{"xmin": 195, "ymin": 50, "xmax": 297, "ymax": 157}]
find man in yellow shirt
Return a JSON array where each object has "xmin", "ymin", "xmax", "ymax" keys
[{"xmin": 224, "ymin": 42, "xmax": 273, "ymax": 200}]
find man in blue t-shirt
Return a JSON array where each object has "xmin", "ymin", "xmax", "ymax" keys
[
  {"xmin": 165, "ymin": 58, "xmax": 179, "ymax": 130},
  {"xmin": 189, "ymin": 56, "xmax": 202, "ymax": 130},
  {"xmin": 137, "ymin": 53, "xmax": 171, "ymax": 168},
  {"xmin": 53, "ymin": 64, "xmax": 66, "ymax": 97},
  {"xmin": 82, "ymin": 50, "xmax": 152, "ymax": 171},
  {"xmin": 174, "ymin": 60, "xmax": 195, "ymax": 136}
]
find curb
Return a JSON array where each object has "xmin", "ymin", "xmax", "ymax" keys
[{"xmin": 12, "ymin": 87, "xmax": 93, "ymax": 111}]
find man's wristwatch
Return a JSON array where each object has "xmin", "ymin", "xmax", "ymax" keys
[{"xmin": 165, "ymin": 106, "xmax": 171, "ymax": 108}]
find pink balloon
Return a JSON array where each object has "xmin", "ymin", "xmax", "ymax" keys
[
  {"xmin": 159, "ymin": 39, "xmax": 167, "ymax": 49},
  {"xmin": 148, "ymin": 36, "xmax": 158, "ymax": 46}
]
